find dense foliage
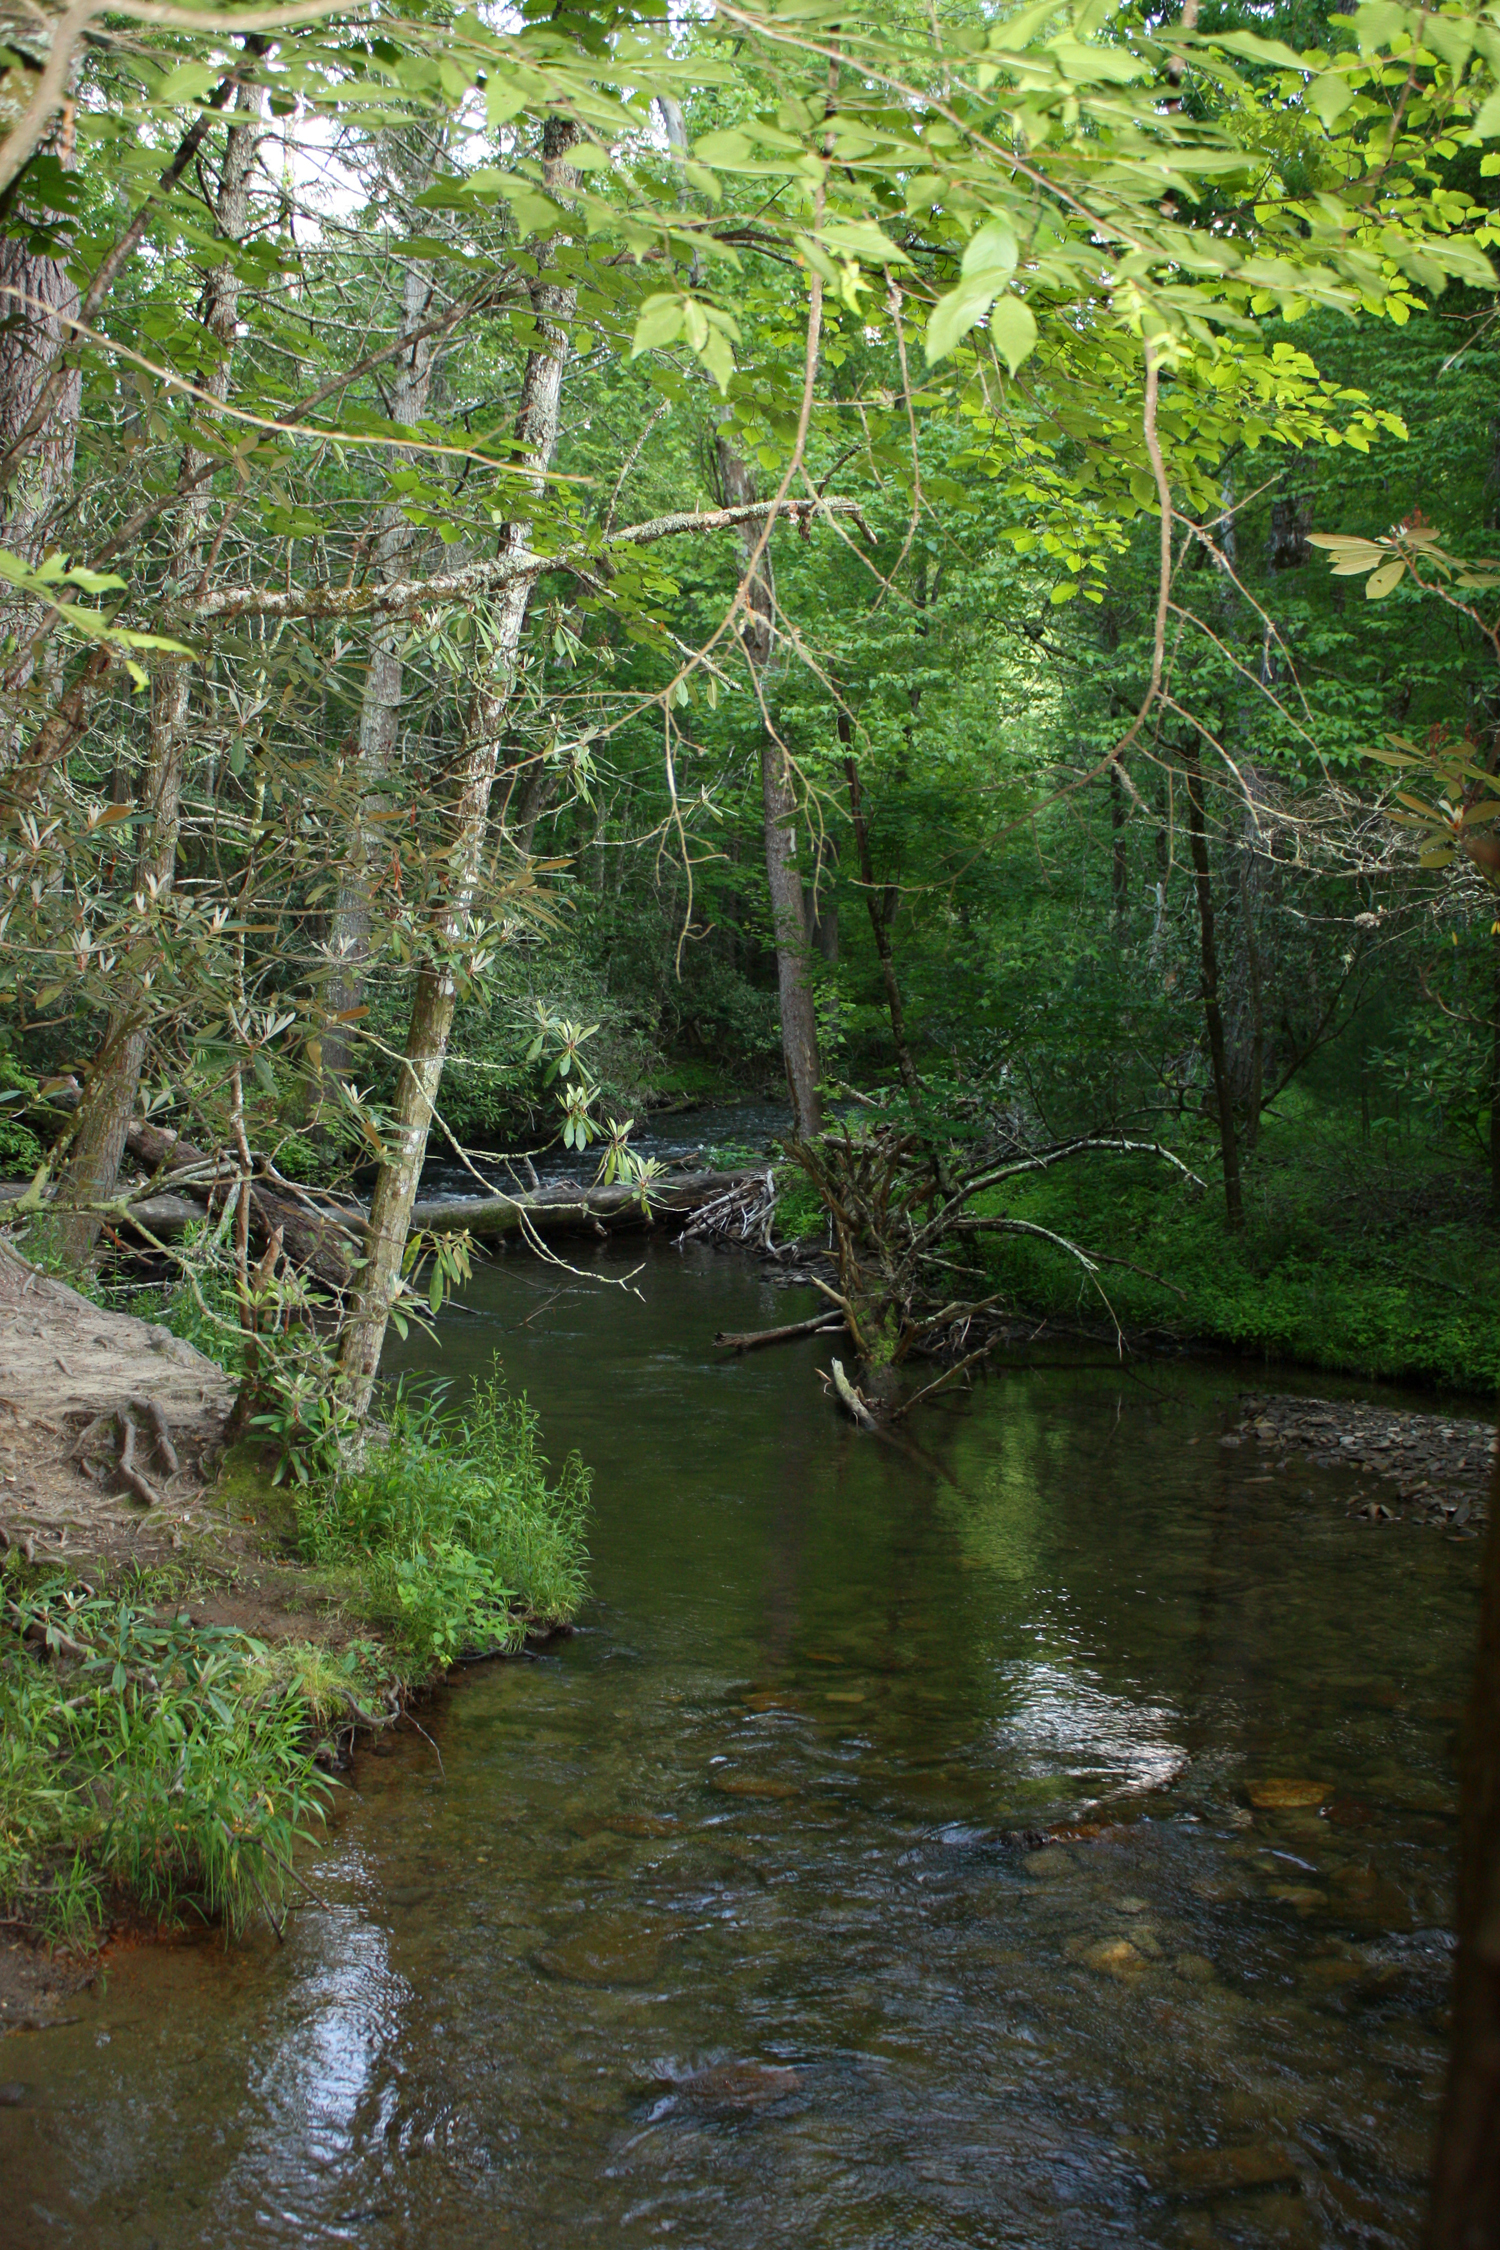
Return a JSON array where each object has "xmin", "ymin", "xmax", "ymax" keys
[{"xmin": 1, "ymin": 0, "xmax": 1500, "ymax": 1380}]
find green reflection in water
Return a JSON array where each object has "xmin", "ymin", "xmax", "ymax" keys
[{"xmin": 0, "ymin": 1241, "xmax": 1480, "ymax": 2250}]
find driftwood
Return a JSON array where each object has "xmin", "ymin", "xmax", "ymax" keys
[
  {"xmin": 714, "ymin": 1312, "xmax": 844, "ymax": 1352},
  {"xmin": 829, "ymin": 1357, "xmax": 877, "ymax": 1430}
]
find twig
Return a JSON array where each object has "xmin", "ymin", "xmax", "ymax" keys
[
  {"xmin": 891, "ymin": 1345, "xmax": 995, "ymax": 1420},
  {"xmin": 404, "ymin": 1710, "xmax": 445, "ymax": 1777}
]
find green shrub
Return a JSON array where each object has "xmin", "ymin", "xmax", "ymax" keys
[{"xmin": 299, "ymin": 1364, "xmax": 590, "ymax": 1666}]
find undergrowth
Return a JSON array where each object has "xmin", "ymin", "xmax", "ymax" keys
[
  {"xmin": 971, "ymin": 1105, "xmax": 1500, "ymax": 1393},
  {"xmin": 298, "ymin": 1364, "xmax": 591, "ymax": 1668},
  {"xmin": 0, "ymin": 1576, "xmax": 387, "ymax": 1945}
]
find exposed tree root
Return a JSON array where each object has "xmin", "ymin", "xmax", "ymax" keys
[{"xmin": 69, "ymin": 1401, "xmax": 181, "ymax": 1510}]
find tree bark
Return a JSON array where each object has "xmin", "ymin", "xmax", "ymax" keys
[
  {"xmin": 1424, "ymin": 1429, "xmax": 1500, "ymax": 2249},
  {"xmin": 51, "ymin": 88, "xmax": 261, "ymax": 1265},
  {"xmin": 321, "ymin": 245, "xmax": 440, "ymax": 1088},
  {"xmin": 715, "ymin": 435, "xmax": 821, "ymax": 1137},
  {"xmin": 842, "ymin": 723, "xmax": 919, "ymax": 1097},
  {"xmin": 0, "ymin": 78, "xmax": 82, "ymax": 724},
  {"xmin": 1492, "ymin": 925, "xmax": 1500, "ymax": 1215},
  {"xmin": 336, "ymin": 118, "xmax": 581, "ymax": 1415},
  {"xmin": 1181, "ymin": 739, "xmax": 1243, "ymax": 1229}
]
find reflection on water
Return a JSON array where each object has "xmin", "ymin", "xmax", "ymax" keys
[{"xmin": 0, "ymin": 1242, "xmax": 1479, "ymax": 2248}]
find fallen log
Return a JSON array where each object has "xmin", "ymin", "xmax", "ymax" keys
[
  {"xmin": 123, "ymin": 1121, "xmax": 359, "ymax": 1291},
  {"xmin": 2, "ymin": 1167, "xmax": 761, "ymax": 1261},
  {"xmin": 408, "ymin": 1169, "xmax": 759, "ymax": 1242},
  {"xmin": 714, "ymin": 1312, "xmax": 845, "ymax": 1352},
  {"xmin": 24, "ymin": 1094, "xmax": 358, "ymax": 1292}
]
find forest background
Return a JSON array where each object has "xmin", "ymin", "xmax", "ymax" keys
[
  {"xmin": 0, "ymin": 0, "xmax": 1494, "ymax": 1407},
  {"xmin": 2, "ymin": 0, "xmax": 1500, "ymax": 2229}
]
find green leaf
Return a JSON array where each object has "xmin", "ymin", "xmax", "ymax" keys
[
  {"xmin": 925, "ymin": 281, "xmax": 995, "ymax": 363},
  {"xmin": 699, "ymin": 328, "xmax": 735, "ymax": 393},
  {"xmin": 692, "ymin": 128, "xmax": 755, "ymax": 166},
  {"xmin": 820, "ymin": 218, "xmax": 911, "ymax": 266},
  {"xmin": 989, "ymin": 294, "xmax": 1039, "ymax": 375},
  {"xmin": 961, "ymin": 219, "xmax": 1018, "ymax": 280},
  {"xmin": 631, "ymin": 294, "xmax": 685, "ymax": 357},
  {"xmin": 1206, "ymin": 28, "xmax": 1311, "ymax": 67},
  {"xmin": 1306, "ymin": 72, "xmax": 1355, "ymax": 128},
  {"xmin": 1365, "ymin": 558, "xmax": 1406, "ymax": 597}
]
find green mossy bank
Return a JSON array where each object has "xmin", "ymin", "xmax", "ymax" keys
[{"xmin": 976, "ymin": 1110, "xmax": 1499, "ymax": 1395}]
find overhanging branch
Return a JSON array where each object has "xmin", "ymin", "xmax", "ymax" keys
[{"xmin": 190, "ymin": 496, "xmax": 869, "ymax": 626}]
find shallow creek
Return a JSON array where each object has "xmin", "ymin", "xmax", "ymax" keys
[{"xmin": 1, "ymin": 1243, "xmax": 1483, "ymax": 2248}]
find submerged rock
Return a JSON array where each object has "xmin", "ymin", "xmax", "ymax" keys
[
  {"xmin": 670, "ymin": 2061, "xmax": 803, "ymax": 2112},
  {"xmin": 1246, "ymin": 1779, "xmax": 1330, "ymax": 1811},
  {"xmin": 1170, "ymin": 2144, "xmax": 1300, "ymax": 2195},
  {"xmin": 534, "ymin": 1917, "xmax": 666, "ymax": 1986},
  {"xmin": 711, "ymin": 1772, "xmax": 798, "ymax": 1800}
]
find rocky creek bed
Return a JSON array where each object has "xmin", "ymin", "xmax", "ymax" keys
[{"xmin": 1229, "ymin": 1392, "xmax": 1494, "ymax": 1528}]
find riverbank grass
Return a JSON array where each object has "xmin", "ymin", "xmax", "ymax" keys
[
  {"xmin": 0, "ymin": 1359, "xmax": 589, "ymax": 1950},
  {"xmin": 297, "ymin": 1372, "xmax": 590, "ymax": 1669}
]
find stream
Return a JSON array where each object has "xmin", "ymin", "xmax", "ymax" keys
[{"xmin": 0, "ymin": 1239, "xmax": 1482, "ymax": 2248}]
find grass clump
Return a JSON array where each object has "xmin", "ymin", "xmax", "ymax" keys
[
  {"xmin": 297, "ymin": 1362, "xmax": 590, "ymax": 1668},
  {"xmin": 0, "ymin": 1576, "xmax": 374, "ymax": 1945}
]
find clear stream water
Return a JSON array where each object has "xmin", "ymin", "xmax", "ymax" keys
[{"xmin": 0, "ymin": 1238, "xmax": 1483, "ymax": 2250}]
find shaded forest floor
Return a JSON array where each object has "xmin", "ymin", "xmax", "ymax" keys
[{"xmin": 973, "ymin": 1108, "xmax": 1499, "ymax": 1397}]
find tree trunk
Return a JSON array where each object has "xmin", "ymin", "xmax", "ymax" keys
[
  {"xmin": 842, "ymin": 723, "xmax": 919, "ymax": 1097},
  {"xmin": 0, "ymin": 84, "xmax": 82, "ymax": 725},
  {"xmin": 715, "ymin": 435, "xmax": 821, "ymax": 1137},
  {"xmin": 1181, "ymin": 739, "xmax": 1243, "ymax": 1229},
  {"xmin": 1424, "ymin": 1430, "xmax": 1500, "ymax": 2249},
  {"xmin": 321, "ymin": 248, "xmax": 440, "ymax": 1089},
  {"xmin": 51, "ymin": 88, "xmax": 261, "ymax": 1264},
  {"xmin": 336, "ymin": 118, "xmax": 581, "ymax": 1415},
  {"xmin": 1110, "ymin": 764, "xmax": 1128, "ymax": 934}
]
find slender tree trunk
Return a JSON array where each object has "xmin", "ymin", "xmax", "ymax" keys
[
  {"xmin": 1110, "ymin": 764, "xmax": 1129, "ymax": 933},
  {"xmin": 842, "ymin": 726, "xmax": 919, "ymax": 1097},
  {"xmin": 1425, "ymin": 1427, "xmax": 1500, "ymax": 2249},
  {"xmin": 336, "ymin": 119, "xmax": 581, "ymax": 1414},
  {"xmin": 1243, "ymin": 893, "xmax": 1266, "ymax": 1156},
  {"xmin": 51, "ymin": 88, "xmax": 261, "ymax": 1264},
  {"xmin": 321, "ymin": 250, "xmax": 439, "ymax": 1089},
  {"xmin": 0, "ymin": 85, "xmax": 82, "ymax": 731},
  {"xmin": 715, "ymin": 435, "xmax": 821, "ymax": 1137},
  {"xmin": 1181, "ymin": 739, "xmax": 1243, "ymax": 1229}
]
